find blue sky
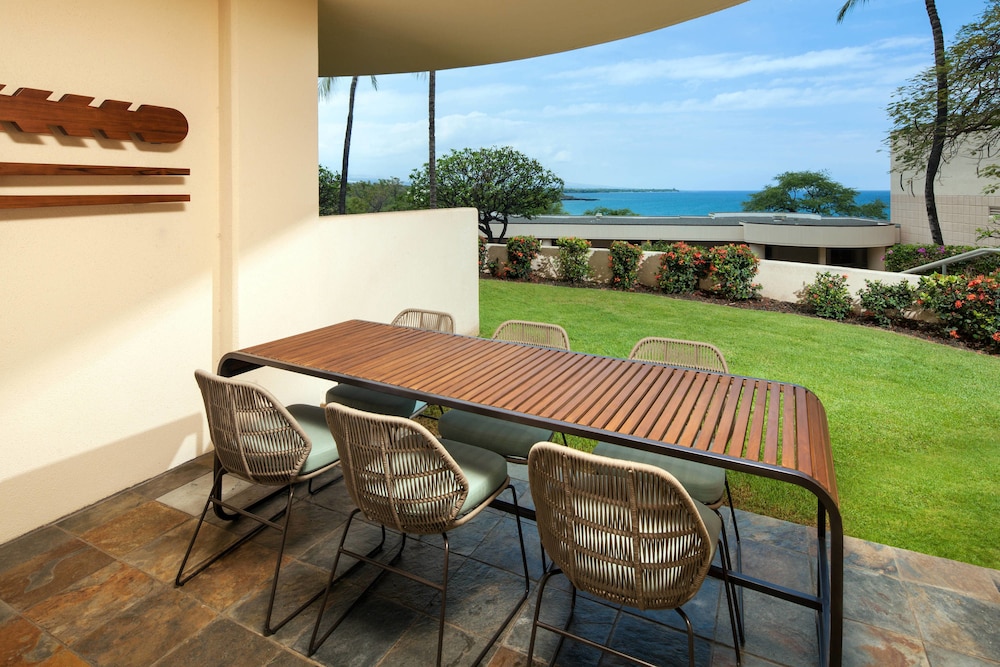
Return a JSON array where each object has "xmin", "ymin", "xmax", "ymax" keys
[{"xmin": 318, "ymin": 0, "xmax": 986, "ymax": 191}]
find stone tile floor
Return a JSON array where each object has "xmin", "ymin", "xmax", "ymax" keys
[{"xmin": 1, "ymin": 452, "xmax": 998, "ymax": 666}]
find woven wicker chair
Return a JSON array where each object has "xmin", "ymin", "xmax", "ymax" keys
[
  {"xmin": 527, "ymin": 443, "xmax": 741, "ymax": 667},
  {"xmin": 324, "ymin": 308, "xmax": 455, "ymax": 420},
  {"xmin": 628, "ymin": 336, "xmax": 728, "ymax": 373},
  {"xmin": 492, "ymin": 319, "xmax": 570, "ymax": 350},
  {"xmin": 594, "ymin": 336, "xmax": 744, "ymax": 642},
  {"xmin": 309, "ymin": 403, "xmax": 529, "ymax": 666},
  {"xmin": 176, "ymin": 370, "xmax": 342, "ymax": 635},
  {"xmin": 438, "ymin": 319, "xmax": 570, "ymax": 462}
]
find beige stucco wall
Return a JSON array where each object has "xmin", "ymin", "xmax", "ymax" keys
[
  {"xmin": 0, "ymin": 1, "xmax": 478, "ymax": 543},
  {"xmin": 891, "ymin": 143, "xmax": 1000, "ymax": 247}
]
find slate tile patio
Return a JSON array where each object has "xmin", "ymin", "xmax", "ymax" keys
[{"xmin": 1, "ymin": 452, "xmax": 997, "ymax": 667}]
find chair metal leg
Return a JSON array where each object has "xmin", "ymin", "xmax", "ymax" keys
[
  {"xmin": 674, "ymin": 606, "xmax": 696, "ymax": 667},
  {"xmin": 715, "ymin": 507, "xmax": 745, "ymax": 646},
  {"xmin": 719, "ymin": 539, "xmax": 743, "ymax": 666},
  {"xmin": 470, "ymin": 484, "xmax": 531, "ymax": 666},
  {"xmin": 309, "ymin": 512, "xmax": 404, "ymax": 656}
]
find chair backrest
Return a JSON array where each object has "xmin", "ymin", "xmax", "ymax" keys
[
  {"xmin": 324, "ymin": 402, "xmax": 469, "ymax": 534},
  {"xmin": 392, "ymin": 308, "xmax": 455, "ymax": 333},
  {"xmin": 628, "ymin": 336, "xmax": 728, "ymax": 373},
  {"xmin": 194, "ymin": 369, "xmax": 311, "ymax": 485},
  {"xmin": 528, "ymin": 442, "xmax": 714, "ymax": 611},
  {"xmin": 492, "ymin": 319, "xmax": 570, "ymax": 350}
]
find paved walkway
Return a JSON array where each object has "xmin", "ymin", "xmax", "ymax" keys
[{"xmin": 1, "ymin": 453, "xmax": 997, "ymax": 666}]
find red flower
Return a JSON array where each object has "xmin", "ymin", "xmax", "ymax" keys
[
  {"xmin": 950, "ymin": 330, "xmax": 960, "ymax": 339},
  {"xmin": 954, "ymin": 300, "xmax": 964, "ymax": 308}
]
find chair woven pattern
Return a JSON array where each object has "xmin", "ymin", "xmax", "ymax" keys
[
  {"xmin": 629, "ymin": 337, "xmax": 728, "ymax": 373},
  {"xmin": 392, "ymin": 308, "xmax": 455, "ymax": 333},
  {"xmin": 326, "ymin": 404, "xmax": 469, "ymax": 535},
  {"xmin": 529, "ymin": 443, "xmax": 713, "ymax": 611},
  {"xmin": 492, "ymin": 319, "xmax": 570, "ymax": 350},
  {"xmin": 195, "ymin": 370, "xmax": 310, "ymax": 485}
]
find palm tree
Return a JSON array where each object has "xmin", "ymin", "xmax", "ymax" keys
[
  {"xmin": 838, "ymin": 0, "xmax": 947, "ymax": 245},
  {"xmin": 428, "ymin": 70, "xmax": 437, "ymax": 209},
  {"xmin": 318, "ymin": 76, "xmax": 378, "ymax": 214}
]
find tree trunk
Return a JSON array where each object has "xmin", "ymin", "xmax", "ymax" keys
[
  {"xmin": 923, "ymin": 0, "xmax": 947, "ymax": 246},
  {"xmin": 339, "ymin": 76, "xmax": 359, "ymax": 215},
  {"xmin": 428, "ymin": 71, "xmax": 437, "ymax": 209}
]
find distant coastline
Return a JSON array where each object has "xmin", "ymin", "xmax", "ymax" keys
[
  {"xmin": 558, "ymin": 190, "xmax": 891, "ymax": 217},
  {"xmin": 563, "ymin": 187, "xmax": 679, "ymax": 201}
]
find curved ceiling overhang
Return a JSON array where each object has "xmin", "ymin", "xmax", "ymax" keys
[{"xmin": 318, "ymin": 0, "xmax": 747, "ymax": 76}]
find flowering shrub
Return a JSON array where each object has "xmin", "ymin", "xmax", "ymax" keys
[
  {"xmin": 655, "ymin": 242, "xmax": 708, "ymax": 294},
  {"xmin": 800, "ymin": 272, "xmax": 853, "ymax": 320},
  {"xmin": 857, "ymin": 279, "xmax": 915, "ymax": 326},
  {"xmin": 917, "ymin": 272, "xmax": 1000, "ymax": 350},
  {"xmin": 609, "ymin": 241, "xmax": 644, "ymax": 290},
  {"xmin": 884, "ymin": 244, "xmax": 1000, "ymax": 276},
  {"xmin": 505, "ymin": 235, "xmax": 540, "ymax": 280},
  {"xmin": 555, "ymin": 236, "xmax": 592, "ymax": 283},
  {"xmin": 478, "ymin": 236, "xmax": 488, "ymax": 273},
  {"xmin": 706, "ymin": 244, "xmax": 761, "ymax": 301}
]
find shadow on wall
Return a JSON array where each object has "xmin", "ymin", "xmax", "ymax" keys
[{"xmin": 1, "ymin": 413, "xmax": 208, "ymax": 544}]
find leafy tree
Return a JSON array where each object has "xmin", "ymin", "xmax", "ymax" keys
[
  {"xmin": 889, "ymin": 0, "xmax": 1000, "ymax": 226},
  {"xmin": 344, "ymin": 178, "xmax": 411, "ymax": 214},
  {"xmin": 742, "ymin": 171, "xmax": 885, "ymax": 218},
  {"xmin": 839, "ymin": 0, "xmax": 948, "ymax": 244},
  {"xmin": 582, "ymin": 207, "xmax": 639, "ymax": 216},
  {"xmin": 408, "ymin": 146, "xmax": 564, "ymax": 242},
  {"xmin": 319, "ymin": 165, "xmax": 340, "ymax": 216}
]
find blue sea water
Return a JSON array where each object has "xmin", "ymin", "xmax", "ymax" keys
[{"xmin": 560, "ymin": 190, "xmax": 891, "ymax": 217}]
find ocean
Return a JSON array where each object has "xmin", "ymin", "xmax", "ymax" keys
[{"xmin": 559, "ymin": 190, "xmax": 892, "ymax": 217}]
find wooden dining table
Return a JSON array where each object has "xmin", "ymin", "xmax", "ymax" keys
[{"xmin": 218, "ymin": 319, "xmax": 843, "ymax": 666}]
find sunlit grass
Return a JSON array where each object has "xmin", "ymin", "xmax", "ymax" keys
[{"xmin": 479, "ymin": 279, "xmax": 1000, "ymax": 568}]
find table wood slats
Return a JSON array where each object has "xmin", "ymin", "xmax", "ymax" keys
[{"xmin": 233, "ymin": 320, "xmax": 838, "ymax": 504}]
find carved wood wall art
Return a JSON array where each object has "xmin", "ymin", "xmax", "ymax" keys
[
  {"xmin": 0, "ymin": 162, "xmax": 190, "ymax": 209},
  {"xmin": 0, "ymin": 85, "xmax": 188, "ymax": 144},
  {"xmin": 0, "ymin": 85, "xmax": 191, "ymax": 210}
]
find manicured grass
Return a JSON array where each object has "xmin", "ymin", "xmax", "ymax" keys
[{"xmin": 479, "ymin": 279, "xmax": 1000, "ymax": 569}]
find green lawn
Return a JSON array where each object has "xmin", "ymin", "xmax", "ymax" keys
[{"xmin": 479, "ymin": 279, "xmax": 1000, "ymax": 569}]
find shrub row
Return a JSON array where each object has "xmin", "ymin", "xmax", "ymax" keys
[
  {"xmin": 488, "ymin": 236, "xmax": 761, "ymax": 302},
  {"xmin": 799, "ymin": 270, "xmax": 999, "ymax": 351},
  {"xmin": 884, "ymin": 243, "xmax": 1000, "ymax": 276}
]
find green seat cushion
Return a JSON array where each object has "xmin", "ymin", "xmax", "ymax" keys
[
  {"xmin": 325, "ymin": 384, "xmax": 427, "ymax": 419},
  {"xmin": 287, "ymin": 404, "xmax": 340, "ymax": 474},
  {"xmin": 439, "ymin": 438, "xmax": 509, "ymax": 513},
  {"xmin": 592, "ymin": 442, "xmax": 725, "ymax": 506},
  {"xmin": 439, "ymin": 409, "xmax": 553, "ymax": 460}
]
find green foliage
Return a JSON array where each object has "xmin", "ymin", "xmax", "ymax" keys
[
  {"xmin": 504, "ymin": 235, "xmax": 541, "ymax": 280},
  {"xmin": 706, "ymin": 244, "xmax": 761, "ymax": 301},
  {"xmin": 917, "ymin": 272, "xmax": 1000, "ymax": 350},
  {"xmin": 344, "ymin": 178, "xmax": 411, "ymax": 214},
  {"xmin": 654, "ymin": 242, "xmax": 708, "ymax": 294},
  {"xmin": 546, "ymin": 200, "xmax": 568, "ymax": 215},
  {"xmin": 608, "ymin": 241, "xmax": 644, "ymax": 291},
  {"xmin": 800, "ymin": 271, "xmax": 854, "ymax": 320},
  {"xmin": 888, "ymin": 1, "xmax": 1000, "ymax": 189},
  {"xmin": 478, "ymin": 237, "xmax": 488, "ymax": 273},
  {"xmin": 582, "ymin": 206, "xmax": 639, "ymax": 216},
  {"xmin": 555, "ymin": 237, "xmax": 592, "ymax": 283},
  {"xmin": 642, "ymin": 240, "xmax": 675, "ymax": 252},
  {"xmin": 857, "ymin": 280, "xmax": 916, "ymax": 326},
  {"xmin": 855, "ymin": 198, "xmax": 889, "ymax": 220},
  {"xmin": 407, "ymin": 146, "xmax": 564, "ymax": 242},
  {"xmin": 884, "ymin": 244, "xmax": 1000, "ymax": 276},
  {"xmin": 742, "ymin": 170, "xmax": 884, "ymax": 218},
  {"xmin": 319, "ymin": 165, "xmax": 340, "ymax": 216},
  {"xmin": 977, "ymin": 211, "xmax": 1000, "ymax": 242}
]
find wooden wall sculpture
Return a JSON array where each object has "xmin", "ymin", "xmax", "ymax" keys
[{"xmin": 0, "ymin": 85, "xmax": 190, "ymax": 209}]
